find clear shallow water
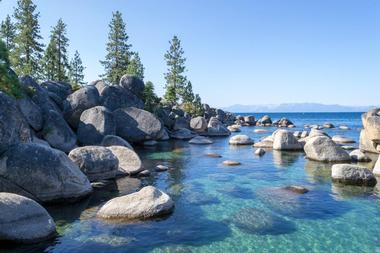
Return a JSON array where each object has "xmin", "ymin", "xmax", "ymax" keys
[{"xmin": 3, "ymin": 112, "xmax": 380, "ymax": 253}]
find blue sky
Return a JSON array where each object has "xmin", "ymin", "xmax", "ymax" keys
[{"xmin": 1, "ymin": 0, "xmax": 379, "ymax": 107}]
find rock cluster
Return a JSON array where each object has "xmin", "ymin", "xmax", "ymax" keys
[{"xmin": 360, "ymin": 108, "xmax": 380, "ymax": 153}]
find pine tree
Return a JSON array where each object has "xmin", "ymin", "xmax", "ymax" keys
[
  {"xmin": 0, "ymin": 40, "xmax": 21, "ymax": 98},
  {"xmin": 0, "ymin": 15, "xmax": 16, "ymax": 51},
  {"xmin": 69, "ymin": 50, "xmax": 85, "ymax": 89},
  {"xmin": 126, "ymin": 52, "xmax": 144, "ymax": 79},
  {"xmin": 193, "ymin": 94, "xmax": 204, "ymax": 116},
  {"xmin": 182, "ymin": 81, "xmax": 195, "ymax": 103},
  {"xmin": 42, "ymin": 18, "xmax": 70, "ymax": 81},
  {"xmin": 143, "ymin": 81, "xmax": 159, "ymax": 112},
  {"xmin": 100, "ymin": 11, "xmax": 131, "ymax": 84},
  {"xmin": 12, "ymin": 0, "xmax": 44, "ymax": 79},
  {"xmin": 163, "ymin": 35, "xmax": 188, "ymax": 105}
]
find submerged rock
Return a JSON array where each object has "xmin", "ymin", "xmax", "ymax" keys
[
  {"xmin": 0, "ymin": 143, "xmax": 92, "ymax": 203},
  {"xmin": 186, "ymin": 192, "xmax": 220, "ymax": 205},
  {"xmin": 0, "ymin": 193, "xmax": 56, "ymax": 243},
  {"xmin": 283, "ymin": 185, "xmax": 309, "ymax": 194},
  {"xmin": 231, "ymin": 207, "xmax": 295, "ymax": 235},
  {"xmin": 189, "ymin": 136, "xmax": 213, "ymax": 144},
  {"xmin": 223, "ymin": 160, "xmax": 241, "ymax": 166},
  {"xmin": 229, "ymin": 135, "xmax": 254, "ymax": 145},
  {"xmin": 205, "ymin": 153, "xmax": 222, "ymax": 158},
  {"xmin": 106, "ymin": 146, "xmax": 143, "ymax": 175},
  {"xmin": 331, "ymin": 164, "xmax": 377, "ymax": 187},
  {"xmin": 304, "ymin": 136, "xmax": 351, "ymax": 162},
  {"xmin": 68, "ymin": 146, "xmax": 119, "ymax": 181},
  {"xmin": 97, "ymin": 186, "xmax": 174, "ymax": 220}
]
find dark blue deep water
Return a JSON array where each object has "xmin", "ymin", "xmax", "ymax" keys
[{"xmin": 4, "ymin": 112, "xmax": 380, "ymax": 253}]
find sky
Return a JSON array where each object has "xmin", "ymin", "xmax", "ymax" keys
[{"xmin": 0, "ymin": 0, "xmax": 379, "ymax": 108}]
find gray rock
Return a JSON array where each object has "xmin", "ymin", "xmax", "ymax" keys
[
  {"xmin": 42, "ymin": 110, "xmax": 77, "ymax": 153},
  {"xmin": 170, "ymin": 128, "xmax": 197, "ymax": 140},
  {"xmin": 77, "ymin": 106, "xmax": 116, "ymax": 145},
  {"xmin": 0, "ymin": 92, "xmax": 31, "ymax": 154},
  {"xmin": 113, "ymin": 107, "xmax": 164, "ymax": 143},
  {"xmin": 349, "ymin": 149, "xmax": 371, "ymax": 162},
  {"xmin": 323, "ymin": 123, "xmax": 335, "ymax": 128},
  {"xmin": 17, "ymin": 96, "xmax": 43, "ymax": 131},
  {"xmin": 373, "ymin": 155, "xmax": 380, "ymax": 176},
  {"xmin": 0, "ymin": 193, "xmax": 56, "ymax": 243},
  {"xmin": 143, "ymin": 140, "xmax": 158, "ymax": 146},
  {"xmin": 63, "ymin": 86, "xmax": 100, "ymax": 128},
  {"xmin": 304, "ymin": 136, "xmax": 351, "ymax": 162},
  {"xmin": 244, "ymin": 116, "xmax": 256, "ymax": 125},
  {"xmin": 101, "ymin": 135, "xmax": 133, "ymax": 150},
  {"xmin": 257, "ymin": 115, "xmax": 272, "ymax": 126},
  {"xmin": 41, "ymin": 81, "xmax": 72, "ymax": 102},
  {"xmin": 68, "ymin": 146, "xmax": 119, "ymax": 181},
  {"xmin": 332, "ymin": 135, "xmax": 355, "ymax": 144},
  {"xmin": 119, "ymin": 74, "xmax": 145, "ymax": 98},
  {"xmin": 255, "ymin": 148, "xmax": 266, "ymax": 156},
  {"xmin": 138, "ymin": 169, "xmax": 151, "ymax": 177},
  {"xmin": 100, "ymin": 85, "xmax": 144, "ymax": 111},
  {"xmin": 89, "ymin": 80, "xmax": 108, "ymax": 94},
  {"xmin": 173, "ymin": 117, "xmax": 190, "ymax": 130},
  {"xmin": 0, "ymin": 143, "xmax": 92, "ymax": 203},
  {"xmin": 332, "ymin": 164, "xmax": 377, "ymax": 186},
  {"xmin": 362, "ymin": 109, "xmax": 380, "ymax": 142},
  {"xmin": 359, "ymin": 129, "xmax": 378, "ymax": 153},
  {"xmin": 223, "ymin": 160, "xmax": 241, "ymax": 166},
  {"xmin": 97, "ymin": 186, "xmax": 174, "ymax": 220},
  {"xmin": 206, "ymin": 117, "xmax": 230, "ymax": 136},
  {"xmin": 189, "ymin": 136, "xmax": 213, "ymax": 144},
  {"xmin": 106, "ymin": 146, "xmax": 143, "ymax": 175},
  {"xmin": 229, "ymin": 135, "xmax": 254, "ymax": 145},
  {"xmin": 155, "ymin": 108, "xmax": 175, "ymax": 129},
  {"xmin": 273, "ymin": 130, "xmax": 303, "ymax": 150},
  {"xmin": 190, "ymin": 116, "xmax": 208, "ymax": 132}
]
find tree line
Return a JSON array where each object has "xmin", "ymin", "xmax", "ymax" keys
[{"xmin": 0, "ymin": 0, "xmax": 204, "ymax": 115}]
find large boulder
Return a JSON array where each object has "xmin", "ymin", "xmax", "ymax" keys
[
  {"xmin": 97, "ymin": 186, "xmax": 174, "ymax": 220},
  {"xmin": 63, "ymin": 85, "xmax": 100, "ymax": 128},
  {"xmin": 0, "ymin": 193, "xmax": 56, "ymax": 243},
  {"xmin": 190, "ymin": 116, "xmax": 208, "ymax": 132},
  {"xmin": 89, "ymin": 80, "xmax": 108, "ymax": 94},
  {"xmin": 17, "ymin": 96, "xmax": 43, "ymax": 131},
  {"xmin": 304, "ymin": 136, "xmax": 351, "ymax": 162},
  {"xmin": 155, "ymin": 107, "xmax": 175, "ymax": 129},
  {"xmin": 362, "ymin": 109, "xmax": 380, "ymax": 143},
  {"xmin": 332, "ymin": 135, "xmax": 355, "ymax": 144},
  {"xmin": 41, "ymin": 81, "xmax": 72, "ymax": 109},
  {"xmin": 229, "ymin": 135, "xmax": 254, "ymax": 145},
  {"xmin": 359, "ymin": 129, "xmax": 378, "ymax": 153},
  {"xmin": 101, "ymin": 135, "xmax": 133, "ymax": 150},
  {"xmin": 68, "ymin": 146, "xmax": 119, "ymax": 181},
  {"xmin": 373, "ymin": 155, "xmax": 380, "ymax": 176},
  {"xmin": 119, "ymin": 74, "xmax": 145, "ymax": 98},
  {"xmin": 0, "ymin": 92, "xmax": 31, "ymax": 154},
  {"xmin": 206, "ymin": 117, "xmax": 230, "ymax": 136},
  {"xmin": 42, "ymin": 110, "xmax": 77, "ymax": 153},
  {"xmin": 243, "ymin": 115, "xmax": 256, "ymax": 125},
  {"xmin": 113, "ymin": 107, "xmax": 164, "ymax": 143},
  {"xmin": 100, "ymin": 85, "xmax": 144, "ymax": 111},
  {"xmin": 170, "ymin": 128, "xmax": 197, "ymax": 140},
  {"xmin": 106, "ymin": 146, "xmax": 143, "ymax": 175},
  {"xmin": 331, "ymin": 164, "xmax": 377, "ymax": 186},
  {"xmin": 0, "ymin": 143, "xmax": 92, "ymax": 203},
  {"xmin": 173, "ymin": 117, "xmax": 190, "ymax": 130},
  {"xmin": 77, "ymin": 106, "xmax": 116, "ymax": 145},
  {"xmin": 257, "ymin": 115, "xmax": 272, "ymax": 126},
  {"xmin": 273, "ymin": 130, "xmax": 303, "ymax": 150}
]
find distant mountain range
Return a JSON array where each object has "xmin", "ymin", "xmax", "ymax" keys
[{"xmin": 222, "ymin": 103, "xmax": 378, "ymax": 113}]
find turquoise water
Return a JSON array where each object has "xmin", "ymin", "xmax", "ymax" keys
[{"xmin": 3, "ymin": 112, "xmax": 380, "ymax": 253}]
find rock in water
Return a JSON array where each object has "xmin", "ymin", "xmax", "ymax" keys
[
  {"xmin": 68, "ymin": 146, "xmax": 119, "ymax": 181},
  {"xmin": 42, "ymin": 110, "xmax": 77, "ymax": 152},
  {"xmin": 349, "ymin": 149, "xmax": 371, "ymax": 162},
  {"xmin": 63, "ymin": 85, "xmax": 100, "ymax": 128},
  {"xmin": 0, "ymin": 193, "xmax": 56, "ymax": 243},
  {"xmin": 77, "ymin": 106, "xmax": 116, "ymax": 145},
  {"xmin": 223, "ymin": 160, "xmax": 241, "ymax": 166},
  {"xmin": 97, "ymin": 186, "xmax": 174, "ymax": 220},
  {"xmin": 283, "ymin": 185, "xmax": 309, "ymax": 194},
  {"xmin": 190, "ymin": 116, "xmax": 208, "ymax": 132},
  {"xmin": 107, "ymin": 146, "xmax": 143, "ymax": 175},
  {"xmin": 255, "ymin": 148, "xmax": 266, "ymax": 156},
  {"xmin": 331, "ymin": 164, "xmax": 377, "ymax": 186},
  {"xmin": 273, "ymin": 130, "xmax": 303, "ymax": 150},
  {"xmin": 231, "ymin": 207, "xmax": 295, "ymax": 235},
  {"xmin": 0, "ymin": 143, "xmax": 92, "ymax": 203},
  {"xmin": 101, "ymin": 135, "xmax": 133, "ymax": 150},
  {"xmin": 359, "ymin": 129, "xmax": 378, "ymax": 153},
  {"xmin": 189, "ymin": 136, "xmax": 213, "ymax": 144},
  {"xmin": 332, "ymin": 135, "xmax": 355, "ymax": 144},
  {"xmin": 373, "ymin": 155, "xmax": 380, "ymax": 176},
  {"xmin": 0, "ymin": 92, "xmax": 31, "ymax": 154},
  {"xmin": 206, "ymin": 117, "xmax": 231, "ymax": 136},
  {"xmin": 113, "ymin": 107, "xmax": 164, "ymax": 143},
  {"xmin": 119, "ymin": 75, "xmax": 145, "ymax": 98},
  {"xmin": 304, "ymin": 136, "xmax": 351, "ymax": 162},
  {"xmin": 170, "ymin": 128, "xmax": 197, "ymax": 140},
  {"xmin": 229, "ymin": 135, "xmax": 254, "ymax": 145}
]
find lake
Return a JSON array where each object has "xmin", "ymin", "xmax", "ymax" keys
[{"xmin": 5, "ymin": 112, "xmax": 380, "ymax": 253}]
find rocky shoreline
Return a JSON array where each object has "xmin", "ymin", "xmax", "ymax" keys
[{"xmin": 1, "ymin": 75, "xmax": 379, "ymax": 244}]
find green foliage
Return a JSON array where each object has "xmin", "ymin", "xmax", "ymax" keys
[
  {"xmin": 41, "ymin": 18, "xmax": 70, "ymax": 82},
  {"xmin": 163, "ymin": 35, "xmax": 187, "ymax": 105},
  {"xmin": 11, "ymin": 0, "xmax": 44, "ymax": 80},
  {"xmin": 0, "ymin": 15, "xmax": 16, "ymax": 51},
  {"xmin": 126, "ymin": 51, "xmax": 144, "ymax": 79},
  {"xmin": 69, "ymin": 50, "xmax": 85, "ymax": 88},
  {"xmin": 143, "ymin": 81, "xmax": 160, "ymax": 112},
  {"xmin": 100, "ymin": 11, "xmax": 131, "ymax": 84},
  {"xmin": 181, "ymin": 81, "xmax": 195, "ymax": 103},
  {"xmin": 182, "ymin": 94, "xmax": 204, "ymax": 117},
  {"xmin": 0, "ymin": 41, "xmax": 22, "ymax": 98}
]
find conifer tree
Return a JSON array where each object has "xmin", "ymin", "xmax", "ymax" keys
[
  {"xmin": 0, "ymin": 40, "xmax": 21, "ymax": 98},
  {"xmin": 12, "ymin": 0, "xmax": 44, "ymax": 79},
  {"xmin": 69, "ymin": 50, "xmax": 85, "ymax": 89},
  {"xmin": 182, "ymin": 81, "xmax": 195, "ymax": 103},
  {"xmin": 42, "ymin": 18, "xmax": 70, "ymax": 81},
  {"xmin": 100, "ymin": 11, "xmax": 131, "ymax": 84},
  {"xmin": 0, "ymin": 15, "xmax": 16, "ymax": 51},
  {"xmin": 126, "ymin": 52, "xmax": 144, "ymax": 79},
  {"xmin": 163, "ymin": 35, "xmax": 187, "ymax": 105},
  {"xmin": 143, "ymin": 81, "xmax": 159, "ymax": 112}
]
